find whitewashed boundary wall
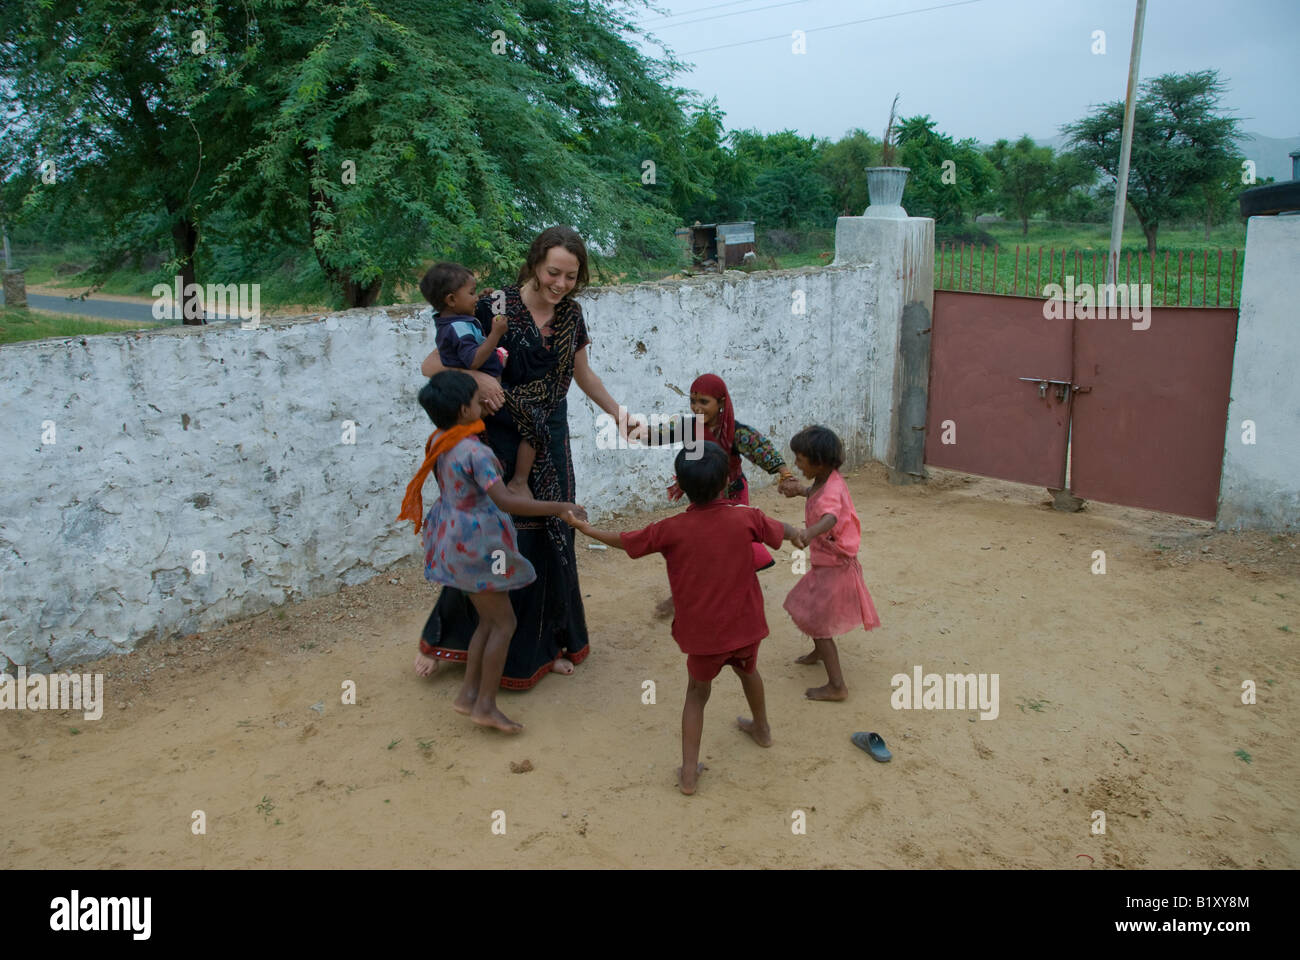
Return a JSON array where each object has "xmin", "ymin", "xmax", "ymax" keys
[{"xmin": 1, "ymin": 262, "xmax": 899, "ymax": 668}]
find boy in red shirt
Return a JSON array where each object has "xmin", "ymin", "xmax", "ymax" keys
[{"xmin": 564, "ymin": 442, "xmax": 801, "ymax": 795}]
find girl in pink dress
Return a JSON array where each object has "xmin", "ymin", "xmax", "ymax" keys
[{"xmin": 781, "ymin": 425, "xmax": 881, "ymax": 701}]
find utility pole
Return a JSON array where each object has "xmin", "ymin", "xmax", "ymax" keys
[{"xmin": 1106, "ymin": 0, "xmax": 1147, "ymax": 306}]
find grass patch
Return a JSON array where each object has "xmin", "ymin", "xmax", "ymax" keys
[
  {"xmin": 935, "ymin": 219, "xmax": 1247, "ymax": 306},
  {"xmin": 1234, "ymin": 749, "xmax": 1253, "ymax": 765},
  {"xmin": 0, "ymin": 305, "xmax": 147, "ymax": 345}
]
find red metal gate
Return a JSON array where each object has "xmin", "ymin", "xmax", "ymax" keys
[
  {"xmin": 924, "ymin": 292, "xmax": 1238, "ymax": 520},
  {"xmin": 924, "ymin": 291, "xmax": 1071, "ymax": 489},
  {"xmin": 1070, "ymin": 307, "xmax": 1239, "ymax": 519}
]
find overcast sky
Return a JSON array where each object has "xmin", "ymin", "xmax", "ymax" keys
[{"xmin": 628, "ymin": 0, "xmax": 1299, "ymax": 143}]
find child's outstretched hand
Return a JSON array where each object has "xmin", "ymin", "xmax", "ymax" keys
[
  {"xmin": 666, "ymin": 479, "xmax": 683, "ymax": 501},
  {"xmin": 562, "ymin": 509, "xmax": 590, "ymax": 531},
  {"xmin": 791, "ymin": 528, "xmax": 810, "ymax": 550},
  {"xmin": 778, "ymin": 476, "xmax": 805, "ymax": 497}
]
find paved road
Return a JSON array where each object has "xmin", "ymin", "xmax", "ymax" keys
[
  {"xmin": 1, "ymin": 290, "xmax": 163, "ymax": 324},
  {"xmin": 3, "ymin": 290, "xmax": 277, "ymax": 325}
]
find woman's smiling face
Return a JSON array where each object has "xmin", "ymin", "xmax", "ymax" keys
[
  {"xmin": 689, "ymin": 392, "xmax": 723, "ymax": 425},
  {"xmin": 532, "ymin": 247, "xmax": 580, "ymax": 304}
]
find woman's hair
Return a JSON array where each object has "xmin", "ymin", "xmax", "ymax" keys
[
  {"xmin": 675, "ymin": 442, "xmax": 729, "ymax": 504},
  {"xmin": 419, "ymin": 262, "xmax": 474, "ymax": 311},
  {"xmin": 516, "ymin": 226, "xmax": 589, "ymax": 296},
  {"xmin": 418, "ymin": 371, "xmax": 478, "ymax": 429},
  {"xmin": 790, "ymin": 425, "xmax": 844, "ymax": 471}
]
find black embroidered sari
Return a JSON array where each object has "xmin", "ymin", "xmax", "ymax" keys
[{"xmin": 419, "ymin": 286, "xmax": 591, "ymax": 688}]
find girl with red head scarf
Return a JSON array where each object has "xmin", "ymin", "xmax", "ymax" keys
[{"xmin": 651, "ymin": 373, "xmax": 798, "ymax": 616}]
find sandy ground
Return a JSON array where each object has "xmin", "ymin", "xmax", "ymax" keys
[{"xmin": 3, "ymin": 465, "xmax": 1297, "ymax": 869}]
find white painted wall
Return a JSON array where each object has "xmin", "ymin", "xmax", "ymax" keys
[
  {"xmin": 1218, "ymin": 215, "xmax": 1300, "ymax": 530},
  {"xmin": 0, "ymin": 264, "xmax": 884, "ymax": 668}
]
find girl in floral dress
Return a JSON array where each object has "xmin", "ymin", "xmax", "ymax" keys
[{"xmin": 398, "ymin": 371, "xmax": 584, "ymax": 733}]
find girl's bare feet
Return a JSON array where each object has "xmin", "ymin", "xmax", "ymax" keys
[
  {"xmin": 653, "ymin": 595, "xmax": 674, "ymax": 620},
  {"xmin": 470, "ymin": 704, "xmax": 523, "ymax": 733},
  {"xmin": 676, "ymin": 762, "xmax": 708, "ymax": 795},
  {"xmin": 414, "ymin": 652, "xmax": 440, "ymax": 677},
  {"xmin": 805, "ymin": 683, "xmax": 848, "ymax": 701},
  {"xmin": 452, "ymin": 689, "xmax": 477, "ymax": 715},
  {"xmin": 794, "ymin": 649, "xmax": 821, "ymax": 665},
  {"xmin": 737, "ymin": 716, "xmax": 773, "ymax": 747},
  {"xmin": 550, "ymin": 657, "xmax": 575, "ymax": 675}
]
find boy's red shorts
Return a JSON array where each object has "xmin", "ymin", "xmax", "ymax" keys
[{"xmin": 686, "ymin": 641, "xmax": 760, "ymax": 682}]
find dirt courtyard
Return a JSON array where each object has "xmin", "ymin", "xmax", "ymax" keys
[{"xmin": 4, "ymin": 465, "xmax": 1297, "ymax": 868}]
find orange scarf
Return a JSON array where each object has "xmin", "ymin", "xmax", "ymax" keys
[{"xmin": 396, "ymin": 420, "xmax": 486, "ymax": 534}]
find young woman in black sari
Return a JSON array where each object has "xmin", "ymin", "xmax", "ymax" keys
[{"xmin": 415, "ymin": 227, "xmax": 642, "ymax": 690}]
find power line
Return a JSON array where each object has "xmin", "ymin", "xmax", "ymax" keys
[
  {"xmin": 632, "ymin": 0, "xmax": 778, "ymax": 25},
  {"xmin": 682, "ymin": 0, "xmax": 984, "ymax": 54},
  {"xmin": 645, "ymin": 0, "xmax": 811, "ymax": 30}
]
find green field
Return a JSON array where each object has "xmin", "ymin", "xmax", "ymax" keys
[
  {"xmin": 934, "ymin": 219, "xmax": 1247, "ymax": 306},
  {"xmin": 0, "ymin": 305, "xmax": 147, "ymax": 345}
]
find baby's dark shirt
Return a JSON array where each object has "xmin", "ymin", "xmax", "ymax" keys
[{"xmin": 435, "ymin": 312, "xmax": 503, "ymax": 378}]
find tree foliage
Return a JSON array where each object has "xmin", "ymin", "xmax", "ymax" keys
[
  {"xmin": 1062, "ymin": 70, "xmax": 1243, "ymax": 256},
  {"xmin": 894, "ymin": 115, "xmax": 993, "ymax": 226}
]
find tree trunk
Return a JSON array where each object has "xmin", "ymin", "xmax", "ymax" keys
[
  {"xmin": 1021, "ymin": 215, "xmax": 1029, "ymax": 237},
  {"xmin": 1144, "ymin": 223, "xmax": 1158, "ymax": 261},
  {"xmin": 171, "ymin": 215, "xmax": 204, "ymax": 324},
  {"xmin": 342, "ymin": 277, "xmax": 382, "ymax": 307}
]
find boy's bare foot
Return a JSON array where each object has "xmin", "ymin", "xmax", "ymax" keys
[
  {"xmin": 506, "ymin": 477, "xmax": 534, "ymax": 501},
  {"xmin": 451, "ymin": 689, "xmax": 477, "ymax": 715},
  {"xmin": 676, "ymin": 762, "xmax": 708, "ymax": 795},
  {"xmin": 414, "ymin": 652, "xmax": 440, "ymax": 677},
  {"xmin": 794, "ymin": 649, "xmax": 821, "ymax": 665},
  {"xmin": 653, "ymin": 595, "xmax": 674, "ymax": 620},
  {"xmin": 737, "ymin": 716, "xmax": 773, "ymax": 747},
  {"xmin": 470, "ymin": 704, "xmax": 523, "ymax": 733},
  {"xmin": 550, "ymin": 658, "xmax": 575, "ymax": 675},
  {"xmin": 805, "ymin": 683, "xmax": 849, "ymax": 701}
]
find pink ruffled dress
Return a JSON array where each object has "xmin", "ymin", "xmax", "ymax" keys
[{"xmin": 783, "ymin": 470, "xmax": 881, "ymax": 637}]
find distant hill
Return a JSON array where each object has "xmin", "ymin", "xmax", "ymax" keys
[{"xmin": 1017, "ymin": 131, "xmax": 1299, "ymax": 183}]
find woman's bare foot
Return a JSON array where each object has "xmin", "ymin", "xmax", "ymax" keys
[
  {"xmin": 676, "ymin": 762, "xmax": 708, "ymax": 795},
  {"xmin": 653, "ymin": 595, "xmax": 674, "ymax": 620},
  {"xmin": 470, "ymin": 704, "xmax": 523, "ymax": 733},
  {"xmin": 805, "ymin": 683, "xmax": 848, "ymax": 701},
  {"xmin": 736, "ymin": 716, "xmax": 773, "ymax": 746},
  {"xmin": 550, "ymin": 657, "xmax": 575, "ymax": 675},
  {"xmin": 794, "ymin": 649, "xmax": 821, "ymax": 665},
  {"xmin": 452, "ymin": 688, "xmax": 477, "ymax": 715},
  {"xmin": 506, "ymin": 477, "xmax": 534, "ymax": 501},
  {"xmin": 414, "ymin": 652, "xmax": 440, "ymax": 677}
]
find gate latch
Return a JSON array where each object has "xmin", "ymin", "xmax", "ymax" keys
[{"xmin": 1018, "ymin": 377, "xmax": 1075, "ymax": 403}]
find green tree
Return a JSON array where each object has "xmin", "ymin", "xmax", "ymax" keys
[
  {"xmin": 718, "ymin": 129, "xmax": 831, "ymax": 229},
  {"xmin": 894, "ymin": 115, "xmax": 993, "ymax": 226},
  {"xmin": 1, "ymin": 0, "xmax": 263, "ymax": 321},
  {"xmin": 986, "ymin": 136, "xmax": 1054, "ymax": 236},
  {"xmin": 817, "ymin": 129, "xmax": 879, "ymax": 217},
  {"xmin": 215, "ymin": 0, "xmax": 696, "ymax": 304},
  {"xmin": 1044, "ymin": 150, "xmax": 1102, "ymax": 221},
  {"xmin": 1062, "ymin": 70, "xmax": 1243, "ymax": 257}
]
